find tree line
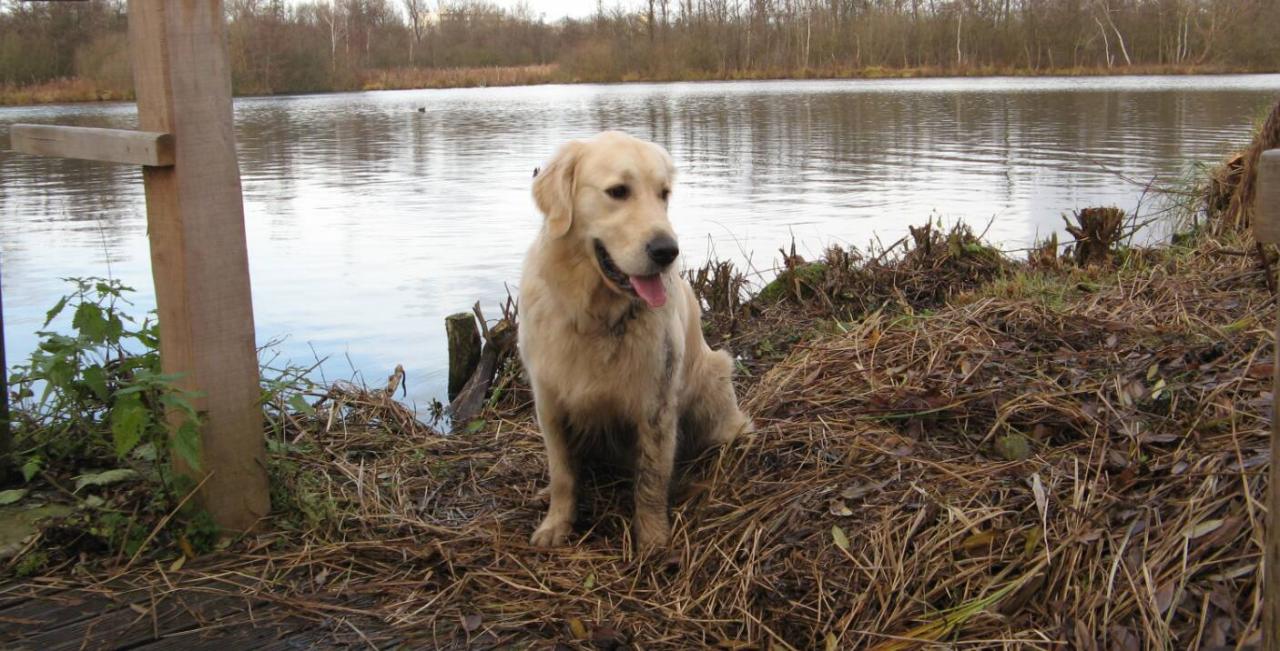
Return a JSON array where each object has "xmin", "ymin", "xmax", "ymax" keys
[{"xmin": 1, "ymin": 0, "xmax": 1275, "ymax": 98}]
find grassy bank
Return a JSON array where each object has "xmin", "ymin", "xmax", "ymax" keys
[
  {"xmin": 2, "ymin": 62, "xmax": 1273, "ymax": 107},
  {"xmin": 0, "ymin": 106, "xmax": 1277, "ymax": 648},
  {"xmin": 0, "ymin": 78, "xmax": 130, "ymax": 106},
  {"xmin": 576, "ymin": 62, "xmax": 1270, "ymax": 84},
  {"xmin": 358, "ymin": 64, "xmax": 560, "ymax": 91}
]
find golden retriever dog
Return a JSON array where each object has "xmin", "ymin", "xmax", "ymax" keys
[{"xmin": 519, "ymin": 131, "xmax": 752, "ymax": 548}]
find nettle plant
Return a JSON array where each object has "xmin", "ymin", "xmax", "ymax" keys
[{"xmin": 10, "ymin": 277, "xmax": 201, "ymax": 487}]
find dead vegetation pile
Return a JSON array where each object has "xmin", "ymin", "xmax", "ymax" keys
[
  {"xmin": 690, "ymin": 220, "xmax": 1013, "ymax": 384},
  {"xmin": 1207, "ymin": 98, "xmax": 1280, "ymax": 230},
  {"xmin": 5, "ymin": 217, "xmax": 1272, "ymax": 649},
  {"xmin": 739, "ymin": 220, "xmax": 1008, "ymax": 317},
  {"xmin": 741, "ymin": 238, "xmax": 1270, "ymax": 647}
]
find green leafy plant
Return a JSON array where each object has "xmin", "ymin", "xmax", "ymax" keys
[{"xmin": 8, "ymin": 277, "xmax": 202, "ymax": 485}]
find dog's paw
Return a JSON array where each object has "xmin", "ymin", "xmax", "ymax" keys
[
  {"xmin": 530, "ymin": 517, "xmax": 573, "ymax": 547},
  {"xmin": 708, "ymin": 413, "xmax": 753, "ymax": 445},
  {"xmin": 634, "ymin": 517, "xmax": 671, "ymax": 548}
]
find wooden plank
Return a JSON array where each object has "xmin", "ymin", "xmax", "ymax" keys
[
  {"xmin": 9, "ymin": 125, "xmax": 174, "ymax": 167},
  {"xmin": 132, "ymin": 621, "xmax": 364, "ymax": 651},
  {"xmin": 0, "ymin": 580, "xmax": 75, "ymax": 612},
  {"xmin": 1263, "ymin": 147, "xmax": 1280, "ymax": 651},
  {"xmin": 1255, "ymin": 149, "xmax": 1280, "ymax": 243},
  {"xmin": 0, "ymin": 578, "xmax": 396, "ymax": 650},
  {"xmin": 131, "ymin": 624, "xmax": 310, "ymax": 650},
  {"xmin": 13, "ymin": 589, "xmax": 266, "ymax": 650},
  {"xmin": 0, "ymin": 588, "xmax": 127, "ymax": 643},
  {"xmin": 127, "ymin": 0, "xmax": 269, "ymax": 532}
]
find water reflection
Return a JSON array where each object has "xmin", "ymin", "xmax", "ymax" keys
[{"xmin": 1, "ymin": 75, "xmax": 1278, "ymax": 406}]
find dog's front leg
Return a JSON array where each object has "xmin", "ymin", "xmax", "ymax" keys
[
  {"xmin": 531, "ymin": 403, "xmax": 576, "ymax": 547},
  {"xmin": 633, "ymin": 392, "xmax": 677, "ymax": 548}
]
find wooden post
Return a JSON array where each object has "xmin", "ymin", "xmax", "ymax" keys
[
  {"xmin": 1254, "ymin": 148, "xmax": 1280, "ymax": 649},
  {"xmin": 6, "ymin": 1, "xmax": 268, "ymax": 530},
  {"xmin": 446, "ymin": 312, "xmax": 483, "ymax": 401},
  {"xmin": 126, "ymin": 0, "xmax": 268, "ymax": 531}
]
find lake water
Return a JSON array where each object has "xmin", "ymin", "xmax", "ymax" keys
[{"xmin": 2, "ymin": 75, "xmax": 1278, "ymax": 407}]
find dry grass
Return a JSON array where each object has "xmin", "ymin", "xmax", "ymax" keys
[
  {"xmin": 741, "ymin": 238, "xmax": 1269, "ymax": 647},
  {"xmin": 0, "ymin": 78, "xmax": 129, "ymax": 106},
  {"xmin": 1207, "ymin": 98, "xmax": 1280, "ymax": 230},
  {"xmin": 4, "ymin": 214, "xmax": 1271, "ymax": 648},
  {"xmin": 641, "ymin": 63, "xmax": 1264, "ymax": 84},
  {"xmin": 359, "ymin": 65, "xmax": 560, "ymax": 91},
  {"xmin": 694, "ymin": 222, "xmax": 1012, "ymax": 382}
]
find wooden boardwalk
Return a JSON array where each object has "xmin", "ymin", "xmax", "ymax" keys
[{"xmin": 0, "ymin": 579, "xmax": 401, "ymax": 650}]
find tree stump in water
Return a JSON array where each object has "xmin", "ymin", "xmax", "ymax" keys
[
  {"xmin": 449, "ymin": 318, "xmax": 517, "ymax": 428},
  {"xmin": 1064, "ymin": 207, "xmax": 1124, "ymax": 267},
  {"xmin": 446, "ymin": 312, "xmax": 482, "ymax": 400}
]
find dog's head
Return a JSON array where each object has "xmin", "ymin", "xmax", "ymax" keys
[{"xmin": 533, "ymin": 131, "xmax": 678, "ymax": 308}]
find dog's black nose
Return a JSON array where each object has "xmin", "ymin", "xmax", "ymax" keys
[{"xmin": 646, "ymin": 235, "xmax": 680, "ymax": 267}]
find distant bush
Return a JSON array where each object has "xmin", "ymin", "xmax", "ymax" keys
[
  {"xmin": 559, "ymin": 39, "xmax": 625, "ymax": 82},
  {"xmin": 74, "ymin": 33, "xmax": 132, "ymax": 96}
]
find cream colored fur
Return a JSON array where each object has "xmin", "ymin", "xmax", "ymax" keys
[{"xmin": 519, "ymin": 131, "xmax": 752, "ymax": 548}]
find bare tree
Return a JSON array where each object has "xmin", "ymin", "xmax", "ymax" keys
[
  {"xmin": 1094, "ymin": 0, "xmax": 1131, "ymax": 66},
  {"xmin": 318, "ymin": 0, "xmax": 346, "ymax": 76},
  {"xmin": 403, "ymin": 0, "xmax": 428, "ymax": 65},
  {"xmin": 4, "ymin": 0, "xmax": 1277, "ymax": 97}
]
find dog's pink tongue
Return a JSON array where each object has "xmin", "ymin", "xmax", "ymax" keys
[{"xmin": 630, "ymin": 274, "xmax": 667, "ymax": 308}]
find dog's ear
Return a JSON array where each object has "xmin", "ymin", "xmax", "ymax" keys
[
  {"xmin": 533, "ymin": 141, "xmax": 583, "ymax": 239},
  {"xmin": 648, "ymin": 141, "xmax": 677, "ymax": 183}
]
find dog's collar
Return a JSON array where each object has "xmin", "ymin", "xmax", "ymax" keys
[
  {"xmin": 606, "ymin": 302, "xmax": 641, "ymax": 337},
  {"xmin": 552, "ymin": 243, "xmax": 647, "ymax": 338},
  {"xmin": 573, "ymin": 285, "xmax": 642, "ymax": 338}
]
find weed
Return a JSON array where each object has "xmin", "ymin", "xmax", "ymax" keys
[
  {"xmin": 13, "ymin": 549, "xmax": 48, "ymax": 577},
  {"xmin": 8, "ymin": 278, "xmax": 202, "ymax": 484}
]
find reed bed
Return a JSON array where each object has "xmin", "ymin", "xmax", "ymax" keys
[
  {"xmin": 359, "ymin": 65, "xmax": 559, "ymax": 91},
  {"xmin": 0, "ymin": 78, "xmax": 128, "ymax": 106},
  {"xmin": 1207, "ymin": 98, "xmax": 1280, "ymax": 231}
]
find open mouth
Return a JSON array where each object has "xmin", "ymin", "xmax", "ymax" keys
[
  {"xmin": 594, "ymin": 239, "xmax": 633, "ymax": 292},
  {"xmin": 593, "ymin": 239, "xmax": 668, "ymax": 308}
]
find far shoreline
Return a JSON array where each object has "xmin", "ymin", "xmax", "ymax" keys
[{"xmin": 3, "ymin": 64, "xmax": 1278, "ymax": 109}]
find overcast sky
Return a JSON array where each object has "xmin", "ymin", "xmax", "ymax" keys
[{"xmin": 514, "ymin": 0, "xmax": 603, "ymax": 20}]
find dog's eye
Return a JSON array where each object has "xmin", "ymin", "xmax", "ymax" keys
[
  {"xmin": 660, "ymin": 188, "xmax": 671, "ymax": 202},
  {"xmin": 605, "ymin": 184, "xmax": 630, "ymax": 200}
]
